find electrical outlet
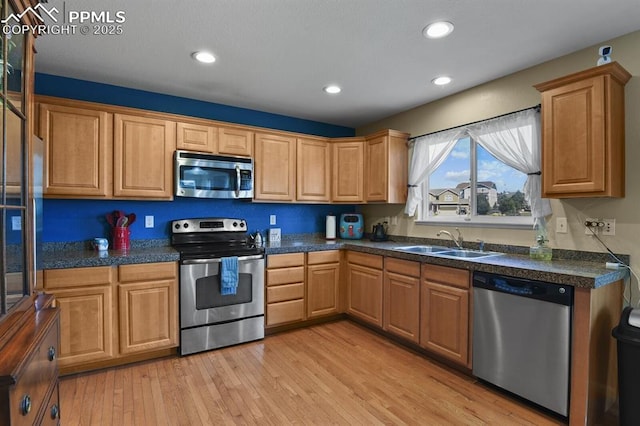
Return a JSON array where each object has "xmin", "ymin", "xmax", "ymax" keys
[
  {"xmin": 556, "ymin": 217, "xmax": 567, "ymax": 234},
  {"xmin": 11, "ymin": 216, "xmax": 21, "ymax": 231},
  {"xmin": 602, "ymin": 219, "xmax": 616, "ymax": 236},
  {"xmin": 390, "ymin": 216, "xmax": 398, "ymax": 226},
  {"xmin": 269, "ymin": 215, "xmax": 277, "ymax": 225},
  {"xmin": 145, "ymin": 215, "xmax": 154, "ymax": 228},
  {"xmin": 584, "ymin": 218, "xmax": 604, "ymax": 235}
]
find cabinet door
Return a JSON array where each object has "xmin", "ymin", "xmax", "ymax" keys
[
  {"xmin": 49, "ymin": 286, "xmax": 113, "ymax": 368},
  {"xmin": 541, "ymin": 76, "xmax": 606, "ymax": 196},
  {"xmin": 113, "ymin": 114, "xmax": 176, "ymax": 199},
  {"xmin": 365, "ymin": 135, "xmax": 388, "ymax": 201},
  {"xmin": 254, "ymin": 132, "xmax": 297, "ymax": 201},
  {"xmin": 118, "ymin": 279, "xmax": 178, "ymax": 354},
  {"xmin": 39, "ymin": 103, "xmax": 112, "ymax": 197},
  {"xmin": 420, "ymin": 281, "xmax": 469, "ymax": 367},
  {"xmin": 307, "ymin": 263, "xmax": 340, "ymax": 318},
  {"xmin": 176, "ymin": 121, "xmax": 217, "ymax": 153},
  {"xmin": 332, "ymin": 141, "xmax": 364, "ymax": 202},
  {"xmin": 297, "ymin": 137, "xmax": 331, "ymax": 202},
  {"xmin": 218, "ymin": 126, "xmax": 253, "ymax": 157},
  {"xmin": 384, "ymin": 271, "xmax": 420, "ymax": 343},
  {"xmin": 347, "ymin": 263, "xmax": 383, "ymax": 327}
]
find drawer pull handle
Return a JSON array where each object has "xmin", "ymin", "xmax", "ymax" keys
[
  {"xmin": 48, "ymin": 346, "xmax": 56, "ymax": 361},
  {"xmin": 20, "ymin": 394, "xmax": 31, "ymax": 415},
  {"xmin": 51, "ymin": 404, "xmax": 60, "ymax": 419}
]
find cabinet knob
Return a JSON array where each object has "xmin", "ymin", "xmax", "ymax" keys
[
  {"xmin": 20, "ymin": 394, "xmax": 31, "ymax": 415},
  {"xmin": 51, "ymin": 404, "xmax": 60, "ymax": 420},
  {"xmin": 48, "ymin": 346, "xmax": 57, "ymax": 361}
]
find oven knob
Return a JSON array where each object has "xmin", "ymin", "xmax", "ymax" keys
[
  {"xmin": 240, "ymin": 222, "xmax": 245, "ymax": 228},
  {"xmin": 174, "ymin": 223, "xmax": 181, "ymax": 230},
  {"xmin": 183, "ymin": 223, "xmax": 189, "ymax": 228},
  {"xmin": 233, "ymin": 222, "xmax": 238, "ymax": 227}
]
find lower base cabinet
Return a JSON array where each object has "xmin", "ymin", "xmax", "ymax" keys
[
  {"xmin": 43, "ymin": 262, "xmax": 178, "ymax": 374},
  {"xmin": 420, "ymin": 264, "xmax": 470, "ymax": 368},
  {"xmin": 266, "ymin": 253, "xmax": 306, "ymax": 326},
  {"xmin": 383, "ymin": 258, "xmax": 420, "ymax": 343},
  {"xmin": 307, "ymin": 250, "xmax": 341, "ymax": 318},
  {"xmin": 346, "ymin": 252, "xmax": 383, "ymax": 327}
]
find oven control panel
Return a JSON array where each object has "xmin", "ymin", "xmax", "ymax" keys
[{"xmin": 171, "ymin": 218, "xmax": 247, "ymax": 233}]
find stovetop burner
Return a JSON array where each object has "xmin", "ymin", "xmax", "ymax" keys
[{"xmin": 171, "ymin": 217, "xmax": 264, "ymax": 259}]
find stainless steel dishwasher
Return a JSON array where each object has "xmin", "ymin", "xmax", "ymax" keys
[{"xmin": 472, "ymin": 271, "xmax": 573, "ymax": 417}]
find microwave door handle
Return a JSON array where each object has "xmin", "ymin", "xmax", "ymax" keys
[{"xmin": 235, "ymin": 165, "xmax": 241, "ymax": 198}]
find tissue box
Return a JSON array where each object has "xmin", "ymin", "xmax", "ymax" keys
[{"xmin": 269, "ymin": 228, "xmax": 281, "ymax": 243}]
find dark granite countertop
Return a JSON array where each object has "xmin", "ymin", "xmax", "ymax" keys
[
  {"xmin": 41, "ymin": 235, "xmax": 629, "ymax": 289},
  {"xmin": 264, "ymin": 236, "xmax": 629, "ymax": 289}
]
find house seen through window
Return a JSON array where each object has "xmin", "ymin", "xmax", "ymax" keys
[{"xmin": 423, "ymin": 137, "xmax": 532, "ymax": 225}]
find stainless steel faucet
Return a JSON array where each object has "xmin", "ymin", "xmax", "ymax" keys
[{"xmin": 437, "ymin": 228, "xmax": 464, "ymax": 249}]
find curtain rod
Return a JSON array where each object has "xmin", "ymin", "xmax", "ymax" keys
[{"xmin": 408, "ymin": 104, "xmax": 541, "ymax": 143}]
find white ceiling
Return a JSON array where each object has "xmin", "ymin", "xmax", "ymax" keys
[{"xmin": 34, "ymin": 0, "xmax": 640, "ymax": 128}]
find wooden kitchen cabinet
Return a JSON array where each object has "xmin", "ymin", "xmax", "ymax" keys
[
  {"xmin": 113, "ymin": 113, "xmax": 176, "ymax": 199},
  {"xmin": 38, "ymin": 102, "xmax": 112, "ymax": 197},
  {"xmin": 218, "ymin": 126, "xmax": 254, "ymax": 157},
  {"xmin": 254, "ymin": 132, "xmax": 297, "ymax": 201},
  {"xmin": 383, "ymin": 258, "xmax": 420, "ymax": 344},
  {"xmin": 307, "ymin": 250, "xmax": 341, "ymax": 318},
  {"xmin": 346, "ymin": 251, "xmax": 384, "ymax": 327},
  {"xmin": 176, "ymin": 120, "xmax": 218, "ymax": 153},
  {"xmin": 534, "ymin": 62, "xmax": 631, "ymax": 198},
  {"xmin": 365, "ymin": 129, "xmax": 409, "ymax": 203},
  {"xmin": 43, "ymin": 262, "xmax": 178, "ymax": 375},
  {"xmin": 266, "ymin": 253, "xmax": 306, "ymax": 326},
  {"xmin": 331, "ymin": 138, "xmax": 365, "ymax": 203},
  {"xmin": 43, "ymin": 266, "xmax": 114, "ymax": 369},
  {"xmin": 117, "ymin": 262, "xmax": 178, "ymax": 355},
  {"xmin": 420, "ymin": 264, "xmax": 470, "ymax": 368},
  {"xmin": 297, "ymin": 137, "xmax": 331, "ymax": 202},
  {"xmin": 3, "ymin": 98, "xmax": 26, "ymax": 194}
]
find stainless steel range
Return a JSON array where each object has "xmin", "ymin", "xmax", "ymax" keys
[{"xmin": 171, "ymin": 218, "xmax": 265, "ymax": 355}]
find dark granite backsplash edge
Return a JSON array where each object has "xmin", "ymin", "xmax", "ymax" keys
[{"xmin": 42, "ymin": 233, "xmax": 630, "ymax": 265}]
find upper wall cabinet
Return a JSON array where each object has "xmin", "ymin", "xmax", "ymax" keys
[
  {"xmin": 39, "ymin": 102, "xmax": 113, "ymax": 197},
  {"xmin": 297, "ymin": 137, "xmax": 331, "ymax": 202},
  {"xmin": 113, "ymin": 114, "xmax": 176, "ymax": 199},
  {"xmin": 534, "ymin": 62, "xmax": 631, "ymax": 198},
  {"xmin": 332, "ymin": 138, "xmax": 365, "ymax": 203},
  {"xmin": 254, "ymin": 132, "xmax": 297, "ymax": 201},
  {"xmin": 176, "ymin": 121, "xmax": 218, "ymax": 153},
  {"xmin": 365, "ymin": 129, "xmax": 410, "ymax": 203},
  {"xmin": 218, "ymin": 126, "xmax": 254, "ymax": 157}
]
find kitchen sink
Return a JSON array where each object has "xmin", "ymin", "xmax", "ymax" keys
[
  {"xmin": 433, "ymin": 249, "xmax": 503, "ymax": 259},
  {"xmin": 392, "ymin": 245, "xmax": 450, "ymax": 254}
]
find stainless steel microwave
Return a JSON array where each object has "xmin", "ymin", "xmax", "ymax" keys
[{"xmin": 174, "ymin": 150, "xmax": 253, "ymax": 199}]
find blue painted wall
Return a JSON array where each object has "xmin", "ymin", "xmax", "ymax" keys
[{"xmin": 35, "ymin": 74, "xmax": 357, "ymax": 243}]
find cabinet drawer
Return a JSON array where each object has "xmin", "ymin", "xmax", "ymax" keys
[
  {"xmin": 267, "ymin": 266, "xmax": 304, "ymax": 286},
  {"xmin": 10, "ymin": 315, "xmax": 59, "ymax": 426},
  {"xmin": 40, "ymin": 381, "xmax": 61, "ymax": 426},
  {"xmin": 119, "ymin": 262, "xmax": 177, "ymax": 283},
  {"xmin": 267, "ymin": 283, "xmax": 304, "ymax": 303},
  {"xmin": 307, "ymin": 250, "xmax": 340, "ymax": 265},
  {"xmin": 268, "ymin": 253, "xmax": 305, "ymax": 268},
  {"xmin": 385, "ymin": 257, "xmax": 420, "ymax": 277},
  {"xmin": 44, "ymin": 266, "xmax": 112, "ymax": 290},
  {"xmin": 422, "ymin": 264, "xmax": 469, "ymax": 289},
  {"xmin": 267, "ymin": 299, "xmax": 305, "ymax": 325},
  {"xmin": 347, "ymin": 251, "xmax": 383, "ymax": 269}
]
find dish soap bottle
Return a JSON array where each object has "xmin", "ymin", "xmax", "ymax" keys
[{"xmin": 530, "ymin": 235, "xmax": 552, "ymax": 260}]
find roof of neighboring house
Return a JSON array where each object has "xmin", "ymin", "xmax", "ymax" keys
[
  {"xmin": 429, "ymin": 188, "xmax": 458, "ymax": 197},
  {"xmin": 455, "ymin": 181, "xmax": 497, "ymax": 190}
]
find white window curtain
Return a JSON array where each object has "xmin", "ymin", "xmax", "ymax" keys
[
  {"xmin": 467, "ymin": 108, "xmax": 552, "ymax": 226},
  {"xmin": 404, "ymin": 128, "xmax": 466, "ymax": 216}
]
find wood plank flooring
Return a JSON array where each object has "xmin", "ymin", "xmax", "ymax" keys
[{"xmin": 59, "ymin": 320, "xmax": 565, "ymax": 425}]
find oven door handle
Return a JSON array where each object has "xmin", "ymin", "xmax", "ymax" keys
[{"xmin": 181, "ymin": 254, "xmax": 264, "ymax": 265}]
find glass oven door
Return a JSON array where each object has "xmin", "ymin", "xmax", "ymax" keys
[{"xmin": 180, "ymin": 255, "xmax": 264, "ymax": 328}]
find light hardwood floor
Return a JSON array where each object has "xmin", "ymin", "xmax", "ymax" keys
[{"xmin": 59, "ymin": 320, "xmax": 565, "ymax": 425}]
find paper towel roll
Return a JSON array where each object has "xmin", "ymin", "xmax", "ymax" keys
[{"xmin": 325, "ymin": 214, "xmax": 336, "ymax": 240}]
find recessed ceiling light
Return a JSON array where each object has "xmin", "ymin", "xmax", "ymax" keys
[
  {"xmin": 423, "ymin": 21, "xmax": 454, "ymax": 39},
  {"xmin": 192, "ymin": 51, "xmax": 216, "ymax": 64},
  {"xmin": 323, "ymin": 85, "xmax": 342, "ymax": 94},
  {"xmin": 432, "ymin": 76, "xmax": 452, "ymax": 86}
]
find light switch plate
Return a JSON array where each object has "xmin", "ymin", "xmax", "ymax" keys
[
  {"xmin": 145, "ymin": 215, "xmax": 154, "ymax": 228},
  {"xmin": 269, "ymin": 228, "xmax": 281, "ymax": 242},
  {"xmin": 11, "ymin": 216, "xmax": 21, "ymax": 231}
]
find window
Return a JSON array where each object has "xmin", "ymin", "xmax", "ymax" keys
[
  {"xmin": 405, "ymin": 108, "xmax": 549, "ymax": 228},
  {"xmin": 422, "ymin": 136, "xmax": 531, "ymax": 226}
]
